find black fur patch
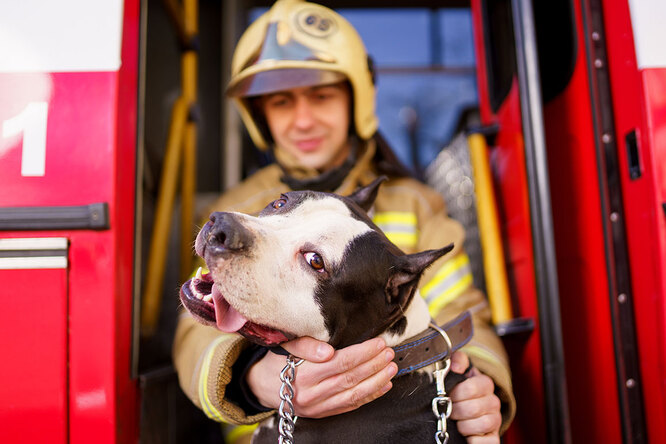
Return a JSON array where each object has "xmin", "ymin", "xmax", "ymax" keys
[
  {"xmin": 253, "ymin": 371, "xmax": 466, "ymax": 444},
  {"xmin": 258, "ymin": 190, "xmax": 327, "ymax": 217},
  {"xmin": 387, "ymin": 316, "xmax": 408, "ymax": 336},
  {"xmin": 315, "ymin": 231, "xmax": 410, "ymax": 348}
]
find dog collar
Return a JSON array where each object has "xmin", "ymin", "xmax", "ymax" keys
[{"xmin": 391, "ymin": 310, "xmax": 474, "ymax": 377}]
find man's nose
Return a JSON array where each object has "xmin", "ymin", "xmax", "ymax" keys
[{"xmin": 293, "ymin": 97, "xmax": 315, "ymax": 129}]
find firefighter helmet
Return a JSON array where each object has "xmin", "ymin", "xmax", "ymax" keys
[{"xmin": 227, "ymin": 0, "xmax": 378, "ymax": 149}]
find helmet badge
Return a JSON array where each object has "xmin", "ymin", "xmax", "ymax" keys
[{"xmin": 295, "ymin": 8, "xmax": 338, "ymax": 38}]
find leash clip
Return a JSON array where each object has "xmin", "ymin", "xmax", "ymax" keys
[
  {"xmin": 429, "ymin": 322, "xmax": 453, "ymax": 444},
  {"xmin": 433, "ymin": 359, "xmax": 450, "ymax": 396}
]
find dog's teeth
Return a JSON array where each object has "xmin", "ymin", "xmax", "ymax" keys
[
  {"xmin": 189, "ymin": 280, "xmax": 202, "ymax": 299},
  {"xmin": 195, "ymin": 267, "xmax": 203, "ymax": 280},
  {"xmin": 203, "ymin": 294, "xmax": 212, "ymax": 302}
]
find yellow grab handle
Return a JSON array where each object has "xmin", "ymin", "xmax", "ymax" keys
[
  {"xmin": 141, "ymin": 0, "xmax": 199, "ymax": 336},
  {"xmin": 141, "ymin": 98, "xmax": 188, "ymax": 335},
  {"xmin": 467, "ymin": 132, "xmax": 513, "ymax": 324}
]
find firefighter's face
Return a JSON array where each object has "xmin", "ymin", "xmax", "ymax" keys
[{"xmin": 260, "ymin": 82, "xmax": 351, "ymax": 171}]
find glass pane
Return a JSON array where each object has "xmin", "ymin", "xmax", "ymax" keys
[
  {"xmin": 341, "ymin": 9, "xmax": 431, "ymax": 67},
  {"xmin": 439, "ymin": 9, "xmax": 476, "ymax": 67},
  {"xmin": 376, "ymin": 73, "xmax": 478, "ymax": 171}
]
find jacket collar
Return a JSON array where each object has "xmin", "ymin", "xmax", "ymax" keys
[{"xmin": 274, "ymin": 138, "xmax": 379, "ymax": 194}]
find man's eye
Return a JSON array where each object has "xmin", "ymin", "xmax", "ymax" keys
[
  {"xmin": 266, "ymin": 96, "xmax": 290, "ymax": 108},
  {"xmin": 304, "ymin": 252, "xmax": 325, "ymax": 272},
  {"xmin": 272, "ymin": 198, "xmax": 287, "ymax": 209}
]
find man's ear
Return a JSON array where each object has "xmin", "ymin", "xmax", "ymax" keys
[
  {"xmin": 385, "ymin": 243, "xmax": 455, "ymax": 306},
  {"xmin": 347, "ymin": 176, "xmax": 387, "ymax": 212}
]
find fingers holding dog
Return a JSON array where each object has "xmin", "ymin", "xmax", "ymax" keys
[
  {"xmin": 292, "ymin": 338, "xmax": 397, "ymax": 417},
  {"xmin": 326, "ymin": 338, "xmax": 394, "ymax": 385},
  {"xmin": 450, "ymin": 349, "xmax": 470, "ymax": 374},
  {"xmin": 451, "ymin": 367, "xmax": 495, "ymax": 401},
  {"xmin": 450, "ymin": 367, "xmax": 502, "ymax": 440},
  {"xmin": 465, "ymin": 432, "xmax": 501, "ymax": 444},
  {"xmin": 281, "ymin": 336, "xmax": 335, "ymax": 362},
  {"xmin": 298, "ymin": 356, "xmax": 397, "ymax": 418},
  {"xmin": 247, "ymin": 336, "xmax": 397, "ymax": 418},
  {"xmin": 457, "ymin": 413, "xmax": 502, "ymax": 442}
]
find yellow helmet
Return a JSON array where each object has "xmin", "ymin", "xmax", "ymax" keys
[{"xmin": 227, "ymin": 0, "xmax": 378, "ymax": 150}]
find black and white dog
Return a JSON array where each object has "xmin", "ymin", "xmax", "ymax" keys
[{"xmin": 180, "ymin": 178, "xmax": 471, "ymax": 443}]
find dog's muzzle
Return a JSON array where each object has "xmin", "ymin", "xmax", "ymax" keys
[
  {"xmin": 196, "ymin": 212, "xmax": 254, "ymax": 258},
  {"xmin": 180, "ymin": 268, "xmax": 296, "ymax": 347},
  {"xmin": 183, "ymin": 212, "xmax": 297, "ymax": 347}
]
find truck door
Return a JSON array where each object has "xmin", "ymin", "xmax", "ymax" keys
[
  {"xmin": 472, "ymin": 0, "xmax": 666, "ymax": 443},
  {"xmin": 0, "ymin": 1, "xmax": 140, "ymax": 442}
]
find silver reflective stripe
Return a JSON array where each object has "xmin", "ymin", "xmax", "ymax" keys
[
  {"xmin": 0, "ymin": 256, "xmax": 67, "ymax": 269},
  {"xmin": 0, "ymin": 237, "xmax": 68, "ymax": 250},
  {"xmin": 0, "ymin": 237, "xmax": 68, "ymax": 269}
]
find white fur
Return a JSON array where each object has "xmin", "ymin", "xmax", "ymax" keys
[{"xmin": 208, "ymin": 196, "xmax": 373, "ymax": 341}]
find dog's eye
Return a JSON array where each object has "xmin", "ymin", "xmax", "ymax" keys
[
  {"xmin": 272, "ymin": 198, "xmax": 287, "ymax": 209},
  {"xmin": 304, "ymin": 252, "xmax": 325, "ymax": 272}
]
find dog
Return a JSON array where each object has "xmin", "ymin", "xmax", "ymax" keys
[{"xmin": 180, "ymin": 177, "xmax": 473, "ymax": 443}]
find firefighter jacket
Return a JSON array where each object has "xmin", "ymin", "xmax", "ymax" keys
[{"xmin": 172, "ymin": 139, "xmax": 516, "ymax": 435}]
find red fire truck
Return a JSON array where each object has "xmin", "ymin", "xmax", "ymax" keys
[{"xmin": 0, "ymin": 1, "xmax": 663, "ymax": 443}]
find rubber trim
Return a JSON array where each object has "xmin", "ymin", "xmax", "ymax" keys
[{"xmin": 0, "ymin": 203, "xmax": 109, "ymax": 231}]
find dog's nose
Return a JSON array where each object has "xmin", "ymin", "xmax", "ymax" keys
[{"xmin": 205, "ymin": 212, "xmax": 253, "ymax": 254}]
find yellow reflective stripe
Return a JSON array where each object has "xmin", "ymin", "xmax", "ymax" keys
[
  {"xmin": 427, "ymin": 273, "xmax": 473, "ymax": 316},
  {"xmin": 384, "ymin": 231, "xmax": 418, "ymax": 247},
  {"xmin": 373, "ymin": 212, "xmax": 417, "ymax": 226},
  {"xmin": 226, "ymin": 424, "xmax": 258, "ymax": 443},
  {"xmin": 422, "ymin": 254, "xmax": 473, "ymax": 315},
  {"xmin": 199, "ymin": 335, "xmax": 228, "ymax": 422},
  {"xmin": 422, "ymin": 253, "xmax": 470, "ymax": 299},
  {"xmin": 463, "ymin": 343, "xmax": 505, "ymax": 367},
  {"xmin": 372, "ymin": 212, "xmax": 418, "ymax": 248}
]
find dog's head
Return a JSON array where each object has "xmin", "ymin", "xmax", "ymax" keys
[{"xmin": 180, "ymin": 177, "xmax": 453, "ymax": 348}]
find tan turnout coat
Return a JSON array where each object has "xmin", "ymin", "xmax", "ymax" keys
[{"xmin": 172, "ymin": 141, "xmax": 516, "ymax": 437}]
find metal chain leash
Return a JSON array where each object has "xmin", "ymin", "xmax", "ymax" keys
[
  {"xmin": 429, "ymin": 323, "xmax": 454, "ymax": 444},
  {"xmin": 277, "ymin": 325, "xmax": 453, "ymax": 444},
  {"xmin": 432, "ymin": 358, "xmax": 452, "ymax": 444},
  {"xmin": 278, "ymin": 354, "xmax": 304, "ymax": 444}
]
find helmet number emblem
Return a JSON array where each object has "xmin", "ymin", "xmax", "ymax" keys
[{"xmin": 296, "ymin": 9, "xmax": 337, "ymax": 38}]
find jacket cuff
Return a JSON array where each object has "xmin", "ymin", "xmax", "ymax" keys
[
  {"xmin": 197, "ymin": 334, "xmax": 275, "ymax": 425},
  {"xmin": 227, "ymin": 344, "xmax": 272, "ymax": 414}
]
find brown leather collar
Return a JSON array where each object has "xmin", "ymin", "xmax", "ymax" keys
[{"xmin": 392, "ymin": 311, "xmax": 473, "ymax": 377}]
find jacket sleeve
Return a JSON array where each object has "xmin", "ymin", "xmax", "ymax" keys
[
  {"xmin": 416, "ymin": 206, "xmax": 516, "ymax": 434},
  {"xmin": 172, "ymin": 312, "xmax": 275, "ymax": 425}
]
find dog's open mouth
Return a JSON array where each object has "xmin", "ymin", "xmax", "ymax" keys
[{"xmin": 179, "ymin": 268, "xmax": 294, "ymax": 347}]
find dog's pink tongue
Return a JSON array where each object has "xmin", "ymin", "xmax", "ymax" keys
[{"xmin": 212, "ymin": 285, "xmax": 247, "ymax": 333}]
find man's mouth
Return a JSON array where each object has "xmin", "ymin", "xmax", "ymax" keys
[
  {"xmin": 295, "ymin": 138, "xmax": 323, "ymax": 152},
  {"xmin": 179, "ymin": 268, "xmax": 294, "ymax": 347}
]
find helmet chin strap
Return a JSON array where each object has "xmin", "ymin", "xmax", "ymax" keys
[{"xmin": 278, "ymin": 137, "xmax": 359, "ymax": 192}]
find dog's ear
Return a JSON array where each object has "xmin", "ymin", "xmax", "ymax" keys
[
  {"xmin": 347, "ymin": 176, "xmax": 387, "ymax": 212},
  {"xmin": 385, "ymin": 243, "xmax": 455, "ymax": 306}
]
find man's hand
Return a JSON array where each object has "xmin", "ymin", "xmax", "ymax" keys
[
  {"xmin": 247, "ymin": 336, "xmax": 398, "ymax": 418},
  {"xmin": 449, "ymin": 351, "xmax": 502, "ymax": 443}
]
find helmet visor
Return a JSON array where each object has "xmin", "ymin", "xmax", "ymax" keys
[{"xmin": 227, "ymin": 67, "xmax": 346, "ymax": 97}]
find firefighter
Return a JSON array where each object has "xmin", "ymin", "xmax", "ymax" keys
[{"xmin": 173, "ymin": 1, "xmax": 515, "ymax": 442}]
